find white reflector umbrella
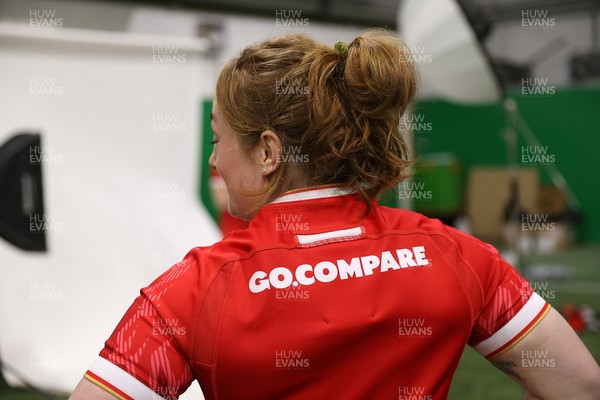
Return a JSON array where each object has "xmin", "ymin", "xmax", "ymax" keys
[{"xmin": 399, "ymin": 0, "xmax": 502, "ymax": 103}]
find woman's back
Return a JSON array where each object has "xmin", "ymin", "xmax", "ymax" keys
[{"xmin": 91, "ymin": 187, "xmax": 545, "ymax": 399}]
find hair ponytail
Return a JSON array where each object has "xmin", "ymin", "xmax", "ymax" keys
[{"xmin": 302, "ymin": 29, "xmax": 418, "ymax": 208}]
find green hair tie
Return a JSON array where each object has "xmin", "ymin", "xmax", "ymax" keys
[{"xmin": 334, "ymin": 41, "xmax": 349, "ymax": 59}]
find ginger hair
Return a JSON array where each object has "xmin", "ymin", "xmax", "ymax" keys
[{"xmin": 215, "ymin": 29, "xmax": 418, "ymax": 212}]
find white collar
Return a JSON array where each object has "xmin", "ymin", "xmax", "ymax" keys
[{"xmin": 271, "ymin": 187, "xmax": 355, "ymax": 204}]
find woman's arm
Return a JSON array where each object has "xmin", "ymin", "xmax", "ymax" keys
[
  {"xmin": 490, "ymin": 307, "xmax": 600, "ymax": 399},
  {"xmin": 69, "ymin": 378, "xmax": 117, "ymax": 399}
]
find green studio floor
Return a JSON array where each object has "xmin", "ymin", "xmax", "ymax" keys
[{"xmin": 2, "ymin": 245, "xmax": 599, "ymax": 400}]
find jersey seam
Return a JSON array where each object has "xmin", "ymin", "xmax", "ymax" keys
[{"xmin": 210, "ymin": 261, "xmax": 238, "ymax": 400}]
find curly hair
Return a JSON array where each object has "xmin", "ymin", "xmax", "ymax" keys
[{"xmin": 215, "ymin": 29, "xmax": 418, "ymax": 212}]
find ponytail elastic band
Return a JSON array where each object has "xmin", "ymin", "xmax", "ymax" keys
[{"xmin": 334, "ymin": 41, "xmax": 348, "ymax": 59}]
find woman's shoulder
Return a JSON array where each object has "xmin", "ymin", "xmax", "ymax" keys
[
  {"xmin": 376, "ymin": 204, "xmax": 448, "ymax": 233},
  {"xmin": 375, "ymin": 204, "xmax": 496, "ymax": 255},
  {"xmin": 181, "ymin": 228, "xmax": 258, "ymax": 269}
]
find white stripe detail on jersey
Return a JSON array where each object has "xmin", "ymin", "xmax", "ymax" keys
[
  {"xmin": 88, "ymin": 356, "xmax": 165, "ymax": 400},
  {"xmin": 272, "ymin": 187, "xmax": 354, "ymax": 204},
  {"xmin": 474, "ymin": 292, "xmax": 547, "ymax": 357},
  {"xmin": 296, "ymin": 226, "xmax": 363, "ymax": 245}
]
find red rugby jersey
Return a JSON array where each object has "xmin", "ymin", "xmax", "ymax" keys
[{"xmin": 84, "ymin": 186, "xmax": 549, "ymax": 400}]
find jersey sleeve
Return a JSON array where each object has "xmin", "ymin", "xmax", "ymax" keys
[
  {"xmin": 446, "ymin": 227, "xmax": 551, "ymax": 360},
  {"xmin": 84, "ymin": 258, "xmax": 198, "ymax": 400}
]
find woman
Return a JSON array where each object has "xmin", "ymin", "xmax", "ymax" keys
[{"xmin": 70, "ymin": 30, "xmax": 600, "ymax": 399}]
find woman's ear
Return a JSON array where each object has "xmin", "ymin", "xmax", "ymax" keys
[{"xmin": 256, "ymin": 130, "xmax": 282, "ymax": 176}]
